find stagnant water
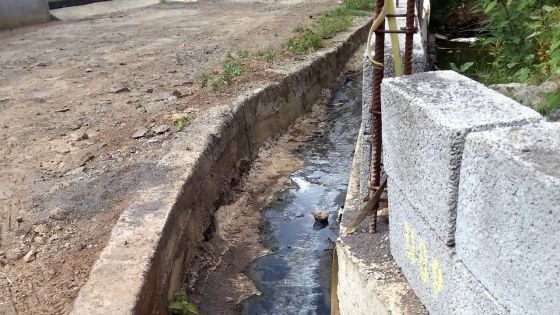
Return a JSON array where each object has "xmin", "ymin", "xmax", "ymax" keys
[{"xmin": 243, "ymin": 70, "xmax": 362, "ymax": 314}]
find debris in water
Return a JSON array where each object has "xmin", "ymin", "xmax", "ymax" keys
[{"xmin": 312, "ymin": 210, "xmax": 329, "ymax": 223}]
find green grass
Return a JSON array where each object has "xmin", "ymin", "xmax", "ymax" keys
[
  {"xmin": 199, "ymin": 53, "xmax": 248, "ymax": 91},
  {"xmin": 200, "ymin": 73, "xmax": 211, "ymax": 88},
  {"xmin": 256, "ymin": 46, "xmax": 276, "ymax": 63},
  {"xmin": 285, "ymin": 0, "xmax": 374, "ymax": 54}
]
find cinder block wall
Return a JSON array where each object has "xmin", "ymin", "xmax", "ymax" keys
[
  {"xmin": 381, "ymin": 70, "xmax": 560, "ymax": 314},
  {"xmin": 0, "ymin": 0, "xmax": 51, "ymax": 30}
]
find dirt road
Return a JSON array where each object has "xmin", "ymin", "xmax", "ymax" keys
[{"xmin": 0, "ymin": 0, "xmax": 346, "ymax": 313}]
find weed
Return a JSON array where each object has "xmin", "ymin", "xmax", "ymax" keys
[
  {"xmin": 168, "ymin": 290, "xmax": 198, "ymax": 315},
  {"xmin": 236, "ymin": 49, "xmax": 250, "ymax": 59},
  {"xmin": 200, "ymin": 73, "xmax": 211, "ymax": 88},
  {"xmin": 211, "ymin": 79, "xmax": 225, "ymax": 91},
  {"xmin": 285, "ymin": 0, "xmax": 373, "ymax": 54},
  {"xmin": 174, "ymin": 116, "xmax": 190, "ymax": 132},
  {"xmin": 535, "ymin": 90, "xmax": 560, "ymax": 117},
  {"xmin": 256, "ymin": 46, "xmax": 276, "ymax": 63},
  {"xmin": 222, "ymin": 58, "xmax": 246, "ymax": 84}
]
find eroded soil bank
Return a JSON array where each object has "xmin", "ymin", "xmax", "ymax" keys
[{"xmin": 188, "ymin": 49, "xmax": 364, "ymax": 314}]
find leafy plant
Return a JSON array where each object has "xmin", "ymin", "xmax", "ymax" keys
[
  {"xmin": 168, "ymin": 290, "xmax": 198, "ymax": 315},
  {"xmin": 474, "ymin": 0, "xmax": 560, "ymax": 84},
  {"xmin": 174, "ymin": 116, "xmax": 190, "ymax": 132},
  {"xmin": 450, "ymin": 61, "xmax": 474, "ymax": 74},
  {"xmin": 222, "ymin": 57, "xmax": 246, "ymax": 84},
  {"xmin": 535, "ymin": 90, "xmax": 560, "ymax": 117}
]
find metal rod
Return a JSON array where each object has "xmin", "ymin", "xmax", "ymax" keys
[
  {"xmin": 369, "ymin": 0, "xmax": 385, "ymax": 233},
  {"xmin": 376, "ymin": 28, "xmax": 417, "ymax": 34},
  {"xmin": 404, "ymin": 0, "xmax": 415, "ymax": 74}
]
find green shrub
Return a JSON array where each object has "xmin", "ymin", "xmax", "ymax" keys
[{"xmin": 475, "ymin": 0, "xmax": 560, "ymax": 84}]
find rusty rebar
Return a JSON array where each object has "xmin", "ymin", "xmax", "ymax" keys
[
  {"xmin": 369, "ymin": 0, "xmax": 385, "ymax": 233},
  {"xmin": 404, "ymin": 0, "xmax": 415, "ymax": 75}
]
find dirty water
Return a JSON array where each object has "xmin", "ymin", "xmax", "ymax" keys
[{"xmin": 242, "ymin": 71, "xmax": 362, "ymax": 315}]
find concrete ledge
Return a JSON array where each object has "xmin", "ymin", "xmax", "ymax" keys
[
  {"xmin": 71, "ymin": 20, "xmax": 372, "ymax": 314},
  {"xmin": 0, "ymin": 0, "xmax": 52, "ymax": 30},
  {"xmin": 389, "ymin": 181, "xmax": 507, "ymax": 315},
  {"xmin": 381, "ymin": 71, "xmax": 542, "ymax": 246},
  {"xmin": 456, "ymin": 122, "xmax": 560, "ymax": 314},
  {"xmin": 337, "ymin": 130, "xmax": 426, "ymax": 315}
]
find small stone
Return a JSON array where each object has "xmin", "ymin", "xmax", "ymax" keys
[
  {"xmin": 34, "ymin": 224, "xmax": 49, "ymax": 235},
  {"xmin": 33, "ymin": 236, "xmax": 45, "ymax": 245},
  {"xmin": 23, "ymin": 249, "xmax": 37, "ymax": 263},
  {"xmin": 171, "ymin": 90, "xmax": 182, "ymax": 98},
  {"xmin": 123, "ymin": 240, "xmax": 128, "ymax": 245},
  {"xmin": 73, "ymin": 243, "xmax": 85, "ymax": 251},
  {"xmin": 85, "ymin": 68, "xmax": 93, "ymax": 73},
  {"xmin": 312, "ymin": 210, "xmax": 329, "ymax": 223},
  {"xmin": 0, "ymin": 251, "xmax": 5, "ymax": 258},
  {"xmin": 6, "ymin": 248, "xmax": 24, "ymax": 261},
  {"xmin": 16, "ymin": 216, "xmax": 23, "ymax": 223},
  {"xmin": 225, "ymin": 297, "xmax": 234, "ymax": 303},
  {"xmin": 153, "ymin": 125, "xmax": 169, "ymax": 135},
  {"xmin": 112, "ymin": 86, "xmax": 130, "ymax": 94},
  {"xmin": 49, "ymin": 207, "xmax": 67, "ymax": 221},
  {"xmin": 146, "ymin": 88, "xmax": 154, "ymax": 93},
  {"xmin": 132, "ymin": 128, "xmax": 148, "ymax": 139}
]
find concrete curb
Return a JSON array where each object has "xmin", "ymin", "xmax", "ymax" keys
[{"xmin": 71, "ymin": 19, "xmax": 372, "ymax": 314}]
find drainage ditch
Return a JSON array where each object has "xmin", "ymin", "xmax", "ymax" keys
[{"xmin": 242, "ymin": 70, "xmax": 362, "ymax": 314}]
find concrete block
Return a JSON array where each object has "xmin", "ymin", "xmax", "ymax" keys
[
  {"xmin": 381, "ymin": 70, "xmax": 541, "ymax": 245},
  {"xmin": 359, "ymin": 55, "xmax": 374, "ymax": 199},
  {"xmin": 389, "ymin": 181, "xmax": 507, "ymax": 315},
  {"xmin": 0, "ymin": 0, "xmax": 51, "ymax": 30},
  {"xmin": 456, "ymin": 122, "xmax": 560, "ymax": 315}
]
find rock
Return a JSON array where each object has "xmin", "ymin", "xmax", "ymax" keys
[
  {"xmin": 23, "ymin": 249, "xmax": 37, "ymax": 263},
  {"xmin": 16, "ymin": 216, "xmax": 23, "ymax": 223},
  {"xmin": 33, "ymin": 236, "xmax": 45, "ymax": 245},
  {"xmin": 146, "ymin": 88, "xmax": 154, "ymax": 93},
  {"xmin": 85, "ymin": 68, "xmax": 93, "ymax": 73},
  {"xmin": 171, "ymin": 90, "xmax": 182, "ymax": 98},
  {"xmin": 71, "ymin": 132, "xmax": 89, "ymax": 141},
  {"xmin": 49, "ymin": 207, "xmax": 68, "ymax": 221},
  {"xmin": 6, "ymin": 248, "xmax": 24, "ymax": 261},
  {"xmin": 490, "ymin": 76, "xmax": 560, "ymax": 121},
  {"xmin": 0, "ymin": 251, "xmax": 5, "ymax": 258},
  {"xmin": 111, "ymin": 86, "xmax": 130, "ymax": 94},
  {"xmin": 154, "ymin": 125, "xmax": 169, "ymax": 135},
  {"xmin": 34, "ymin": 224, "xmax": 49, "ymax": 235},
  {"xmin": 312, "ymin": 210, "xmax": 329, "ymax": 223},
  {"xmin": 132, "ymin": 128, "xmax": 148, "ymax": 139}
]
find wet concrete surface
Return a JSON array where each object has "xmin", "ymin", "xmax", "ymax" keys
[{"xmin": 243, "ymin": 70, "xmax": 362, "ymax": 315}]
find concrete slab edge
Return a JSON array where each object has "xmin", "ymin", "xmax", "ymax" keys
[
  {"xmin": 336, "ymin": 128, "xmax": 425, "ymax": 315},
  {"xmin": 70, "ymin": 19, "xmax": 373, "ymax": 314}
]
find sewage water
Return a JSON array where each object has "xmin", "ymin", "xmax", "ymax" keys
[{"xmin": 243, "ymin": 70, "xmax": 362, "ymax": 315}]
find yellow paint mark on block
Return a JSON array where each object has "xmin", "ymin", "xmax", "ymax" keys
[
  {"xmin": 431, "ymin": 258, "xmax": 444, "ymax": 298},
  {"xmin": 404, "ymin": 223, "xmax": 416, "ymax": 264},
  {"xmin": 418, "ymin": 240, "xmax": 429, "ymax": 284}
]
